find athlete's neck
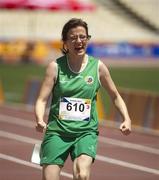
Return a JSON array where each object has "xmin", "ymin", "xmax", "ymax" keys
[{"xmin": 67, "ymin": 54, "xmax": 88, "ymax": 73}]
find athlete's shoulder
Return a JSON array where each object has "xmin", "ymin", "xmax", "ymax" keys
[
  {"xmin": 98, "ymin": 59, "xmax": 110, "ymax": 77},
  {"xmin": 46, "ymin": 60, "xmax": 57, "ymax": 75}
]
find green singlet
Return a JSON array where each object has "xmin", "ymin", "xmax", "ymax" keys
[{"xmin": 46, "ymin": 55, "xmax": 101, "ymax": 137}]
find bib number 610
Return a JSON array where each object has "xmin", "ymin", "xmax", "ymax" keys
[{"xmin": 66, "ymin": 102, "xmax": 85, "ymax": 112}]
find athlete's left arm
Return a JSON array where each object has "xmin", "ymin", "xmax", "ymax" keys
[{"xmin": 98, "ymin": 60, "xmax": 131, "ymax": 135}]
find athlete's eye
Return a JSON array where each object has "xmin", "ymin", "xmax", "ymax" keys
[{"xmin": 67, "ymin": 35, "xmax": 90, "ymax": 42}]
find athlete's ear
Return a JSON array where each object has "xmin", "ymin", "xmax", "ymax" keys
[
  {"xmin": 64, "ymin": 43, "xmax": 69, "ymax": 53},
  {"xmin": 61, "ymin": 43, "xmax": 69, "ymax": 54}
]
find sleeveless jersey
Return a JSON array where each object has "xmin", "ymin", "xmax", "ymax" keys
[{"xmin": 46, "ymin": 55, "xmax": 101, "ymax": 137}]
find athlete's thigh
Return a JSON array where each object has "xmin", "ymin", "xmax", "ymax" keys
[{"xmin": 42, "ymin": 164, "xmax": 62, "ymax": 180}]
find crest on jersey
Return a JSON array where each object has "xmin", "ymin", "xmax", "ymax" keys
[{"xmin": 85, "ymin": 76, "xmax": 94, "ymax": 84}]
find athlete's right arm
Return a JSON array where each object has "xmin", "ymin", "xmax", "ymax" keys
[{"xmin": 35, "ymin": 61, "xmax": 57, "ymax": 132}]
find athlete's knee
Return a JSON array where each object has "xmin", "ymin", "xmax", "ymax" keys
[
  {"xmin": 73, "ymin": 155, "xmax": 92, "ymax": 180},
  {"xmin": 79, "ymin": 170, "xmax": 89, "ymax": 180},
  {"xmin": 74, "ymin": 170, "xmax": 89, "ymax": 180}
]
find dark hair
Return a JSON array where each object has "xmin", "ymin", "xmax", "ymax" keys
[{"xmin": 61, "ymin": 18, "xmax": 91, "ymax": 54}]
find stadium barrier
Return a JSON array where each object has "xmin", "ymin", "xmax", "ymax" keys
[
  {"xmin": 23, "ymin": 79, "xmax": 159, "ymax": 131},
  {"xmin": 108, "ymin": 89, "xmax": 159, "ymax": 131},
  {"xmin": 0, "ymin": 80, "xmax": 4, "ymax": 104},
  {"xmin": 23, "ymin": 78, "xmax": 42, "ymax": 106}
]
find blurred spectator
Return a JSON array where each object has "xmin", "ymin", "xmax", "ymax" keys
[
  {"xmin": 21, "ymin": 42, "xmax": 34, "ymax": 64},
  {"xmin": 31, "ymin": 41, "xmax": 50, "ymax": 65},
  {"xmin": 3, "ymin": 41, "xmax": 19, "ymax": 63},
  {"xmin": 0, "ymin": 42, "xmax": 4, "ymax": 63},
  {"xmin": 1, "ymin": 40, "xmax": 27, "ymax": 64}
]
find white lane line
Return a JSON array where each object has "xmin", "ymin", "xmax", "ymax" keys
[
  {"xmin": 0, "ymin": 153, "xmax": 73, "ymax": 179},
  {"xmin": 0, "ymin": 114, "xmax": 34, "ymax": 128},
  {"xmin": 0, "ymin": 130, "xmax": 159, "ymax": 175},
  {"xmin": 97, "ymin": 155, "xmax": 159, "ymax": 175},
  {"xmin": 99, "ymin": 136, "xmax": 159, "ymax": 155},
  {"xmin": 0, "ymin": 114, "xmax": 159, "ymax": 155},
  {"xmin": 0, "ymin": 130, "xmax": 41, "ymax": 144}
]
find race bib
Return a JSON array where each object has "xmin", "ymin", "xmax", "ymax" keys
[{"xmin": 59, "ymin": 97, "xmax": 91, "ymax": 121}]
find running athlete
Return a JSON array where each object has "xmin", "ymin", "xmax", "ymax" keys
[{"xmin": 35, "ymin": 18, "xmax": 131, "ymax": 180}]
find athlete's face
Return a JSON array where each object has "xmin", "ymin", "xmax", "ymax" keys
[{"xmin": 65, "ymin": 26, "xmax": 89, "ymax": 56}]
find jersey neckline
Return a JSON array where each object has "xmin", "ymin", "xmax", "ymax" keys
[{"xmin": 66, "ymin": 54, "xmax": 88, "ymax": 74}]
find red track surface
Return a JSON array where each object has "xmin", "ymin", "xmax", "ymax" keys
[{"xmin": 0, "ymin": 104, "xmax": 159, "ymax": 180}]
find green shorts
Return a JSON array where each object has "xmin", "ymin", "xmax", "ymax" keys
[{"xmin": 40, "ymin": 132, "xmax": 98, "ymax": 166}]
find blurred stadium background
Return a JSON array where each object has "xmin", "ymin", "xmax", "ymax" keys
[{"xmin": 0, "ymin": 0, "xmax": 159, "ymax": 134}]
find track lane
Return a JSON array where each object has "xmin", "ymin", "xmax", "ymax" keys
[
  {"xmin": 1, "ymin": 122, "xmax": 159, "ymax": 171},
  {"xmin": 0, "ymin": 105, "xmax": 159, "ymax": 180},
  {"xmin": 1, "ymin": 114, "xmax": 159, "ymax": 170},
  {"xmin": 1, "ymin": 127, "xmax": 159, "ymax": 176}
]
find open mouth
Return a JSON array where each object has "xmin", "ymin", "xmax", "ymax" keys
[{"xmin": 75, "ymin": 46, "xmax": 84, "ymax": 51}]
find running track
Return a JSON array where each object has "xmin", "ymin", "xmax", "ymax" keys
[{"xmin": 0, "ymin": 104, "xmax": 159, "ymax": 180}]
